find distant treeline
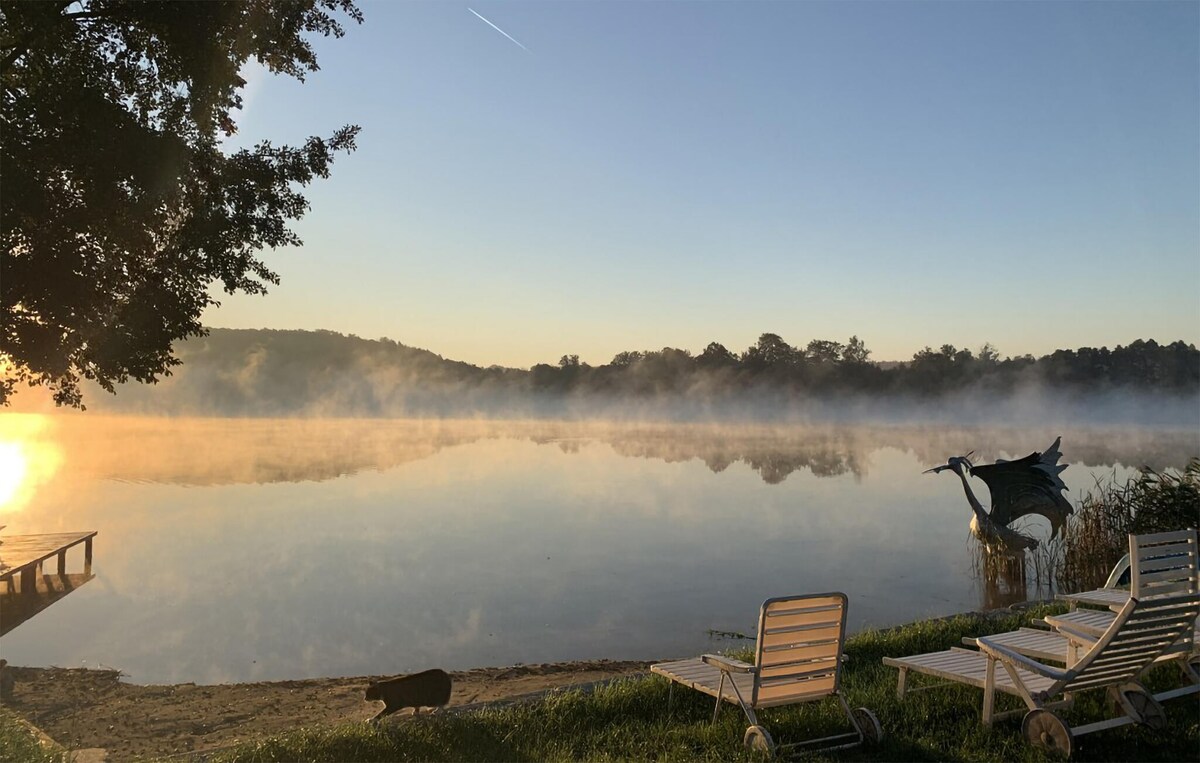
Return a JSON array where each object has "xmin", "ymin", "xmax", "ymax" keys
[
  {"xmin": 87, "ymin": 329, "xmax": 1199, "ymax": 421},
  {"xmin": 532, "ymin": 335, "xmax": 1199, "ymax": 397}
]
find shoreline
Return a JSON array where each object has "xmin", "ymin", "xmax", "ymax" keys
[
  {"xmin": 2, "ymin": 608, "xmax": 1042, "ymax": 761},
  {"xmin": 3, "ymin": 659, "xmax": 654, "ymax": 761}
]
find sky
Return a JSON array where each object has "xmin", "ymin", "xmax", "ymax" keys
[{"xmin": 208, "ymin": 1, "xmax": 1200, "ymax": 367}]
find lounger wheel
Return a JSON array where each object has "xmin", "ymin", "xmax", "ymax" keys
[
  {"xmin": 1111, "ymin": 684, "xmax": 1166, "ymax": 731},
  {"xmin": 1021, "ymin": 709, "xmax": 1072, "ymax": 758},
  {"xmin": 1186, "ymin": 654, "xmax": 1200, "ymax": 682},
  {"xmin": 743, "ymin": 725, "xmax": 775, "ymax": 756},
  {"xmin": 852, "ymin": 707, "xmax": 883, "ymax": 744}
]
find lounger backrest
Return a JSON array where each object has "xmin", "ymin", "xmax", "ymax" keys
[
  {"xmin": 1058, "ymin": 590, "xmax": 1200, "ymax": 695},
  {"xmin": 752, "ymin": 593, "xmax": 848, "ymax": 708},
  {"xmin": 1130, "ymin": 529, "xmax": 1198, "ymax": 599}
]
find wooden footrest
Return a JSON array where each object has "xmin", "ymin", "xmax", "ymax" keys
[{"xmin": 883, "ymin": 647, "xmax": 1056, "ymax": 696}]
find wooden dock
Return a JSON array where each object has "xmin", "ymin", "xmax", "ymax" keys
[{"xmin": 0, "ymin": 531, "xmax": 97, "ymax": 637}]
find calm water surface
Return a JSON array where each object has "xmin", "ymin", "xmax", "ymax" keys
[{"xmin": 0, "ymin": 415, "xmax": 1195, "ymax": 684}]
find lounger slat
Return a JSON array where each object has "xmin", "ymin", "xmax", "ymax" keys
[
  {"xmin": 650, "ymin": 661, "xmax": 754, "ymax": 701},
  {"xmin": 1108, "ymin": 619, "xmax": 1195, "ymax": 633},
  {"xmin": 1109, "ymin": 621, "xmax": 1196, "ymax": 641},
  {"xmin": 897, "ymin": 651, "xmax": 972, "ymax": 671},
  {"xmin": 1045, "ymin": 610, "xmax": 1114, "ymax": 633},
  {"xmin": 1134, "ymin": 592, "xmax": 1200, "ymax": 608},
  {"xmin": 755, "ymin": 688, "xmax": 836, "ymax": 708},
  {"xmin": 655, "ymin": 662, "xmax": 724, "ymax": 682},
  {"xmin": 1071, "ymin": 589, "xmax": 1129, "ymax": 604},
  {"xmin": 1118, "ymin": 619, "xmax": 1198, "ymax": 640},
  {"xmin": 1137, "ymin": 580, "xmax": 1196, "ymax": 597},
  {"xmin": 763, "ymin": 608, "xmax": 844, "ymax": 630},
  {"xmin": 1072, "ymin": 665, "xmax": 1142, "ymax": 684},
  {"xmin": 1134, "ymin": 529, "xmax": 1197, "ymax": 546},
  {"xmin": 1139, "ymin": 559, "xmax": 1196, "ymax": 576},
  {"xmin": 764, "ymin": 596, "xmax": 844, "ymax": 615},
  {"xmin": 761, "ymin": 636, "xmax": 839, "ymax": 652},
  {"xmin": 1137, "ymin": 567, "xmax": 1196, "ymax": 585},
  {"xmin": 1083, "ymin": 653, "xmax": 1164, "ymax": 673},
  {"xmin": 1066, "ymin": 676, "xmax": 1136, "ymax": 693},
  {"xmin": 757, "ymin": 675, "xmax": 835, "ymax": 703},
  {"xmin": 759, "ymin": 643, "xmax": 840, "ymax": 671},
  {"xmin": 677, "ymin": 665, "xmax": 731, "ymax": 681},
  {"xmin": 1076, "ymin": 664, "xmax": 1153, "ymax": 684},
  {"xmin": 1104, "ymin": 634, "xmax": 1191, "ymax": 656},
  {"xmin": 760, "ymin": 624, "xmax": 842, "ymax": 649},
  {"xmin": 1100, "ymin": 639, "xmax": 1179, "ymax": 659},
  {"xmin": 970, "ymin": 629, "xmax": 1069, "ymax": 662},
  {"xmin": 1139, "ymin": 542, "xmax": 1197, "ymax": 560},
  {"xmin": 1121, "ymin": 618, "xmax": 1199, "ymax": 637},
  {"xmin": 884, "ymin": 649, "xmax": 1056, "ymax": 695},
  {"xmin": 930, "ymin": 650, "xmax": 1013, "ymax": 680},
  {"xmin": 759, "ymin": 662, "xmax": 838, "ymax": 686},
  {"xmin": 1127, "ymin": 602, "xmax": 1200, "ymax": 622},
  {"xmin": 763, "ymin": 619, "xmax": 843, "ymax": 637}
]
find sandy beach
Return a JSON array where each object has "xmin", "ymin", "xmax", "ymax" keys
[{"xmin": 3, "ymin": 660, "xmax": 653, "ymax": 761}]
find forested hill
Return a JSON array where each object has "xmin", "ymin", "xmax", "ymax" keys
[{"xmin": 90, "ymin": 328, "xmax": 1199, "ymax": 422}]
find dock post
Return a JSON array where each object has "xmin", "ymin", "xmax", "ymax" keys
[
  {"xmin": 18, "ymin": 566, "xmax": 35, "ymax": 611},
  {"xmin": 57, "ymin": 550, "xmax": 66, "ymax": 577},
  {"xmin": 84, "ymin": 537, "xmax": 93, "ymax": 576}
]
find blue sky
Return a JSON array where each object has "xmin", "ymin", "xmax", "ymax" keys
[{"xmin": 209, "ymin": 1, "xmax": 1200, "ymax": 366}]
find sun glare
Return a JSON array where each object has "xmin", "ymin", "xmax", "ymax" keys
[
  {"xmin": 0, "ymin": 414, "xmax": 63, "ymax": 516},
  {"xmin": 0, "ymin": 441, "xmax": 29, "ymax": 510}
]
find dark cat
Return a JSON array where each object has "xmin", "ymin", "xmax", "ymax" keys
[{"xmin": 365, "ymin": 668, "xmax": 452, "ymax": 722}]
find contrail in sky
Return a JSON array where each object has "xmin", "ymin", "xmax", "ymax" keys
[{"xmin": 468, "ymin": 8, "xmax": 530, "ymax": 52}]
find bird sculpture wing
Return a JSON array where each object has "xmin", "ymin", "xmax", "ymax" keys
[{"xmin": 970, "ymin": 437, "xmax": 1073, "ymax": 536}]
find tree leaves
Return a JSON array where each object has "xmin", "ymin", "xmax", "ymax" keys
[{"xmin": 1, "ymin": 0, "xmax": 361, "ymax": 407}]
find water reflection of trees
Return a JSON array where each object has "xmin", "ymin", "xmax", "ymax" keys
[
  {"xmin": 597, "ymin": 429, "xmax": 866, "ymax": 483},
  {"xmin": 15, "ymin": 416, "xmax": 1199, "ymax": 488},
  {"xmin": 41, "ymin": 417, "xmax": 495, "ymax": 486},
  {"xmin": 576, "ymin": 425, "xmax": 1196, "ymax": 486}
]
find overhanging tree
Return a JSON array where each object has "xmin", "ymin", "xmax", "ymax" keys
[{"xmin": 0, "ymin": 0, "xmax": 361, "ymax": 407}]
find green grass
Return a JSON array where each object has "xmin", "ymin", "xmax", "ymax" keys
[
  {"xmin": 209, "ymin": 605, "xmax": 1200, "ymax": 762},
  {"xmin": 0, "ymin": 706, "xmax": 64, "ymax": 763}
]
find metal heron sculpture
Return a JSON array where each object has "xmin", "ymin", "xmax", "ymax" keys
[{"xmin": 925, "ymin": 437, "xmax": 1073, "ymax": 555}]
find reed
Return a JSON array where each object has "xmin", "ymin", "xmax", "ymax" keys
[{"xmin": 1052, "ymin": 459, "xmax": 1200, "ymax": 592}]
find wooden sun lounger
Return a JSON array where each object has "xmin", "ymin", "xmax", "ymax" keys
[
  {"xmin": 651, "ymin": 593, "xmax": 882, "ymax": 756},
  {"xmin": 888, "ymin": 593, "xmax": 1200, "ymax": 756},
  {"xmin": 1043, "ymin": 529, "xmax": 1200, "ymax": 673},
  {"xmin": 885, "ymin": 532, "xmax": 1200, "ymax": 758}
]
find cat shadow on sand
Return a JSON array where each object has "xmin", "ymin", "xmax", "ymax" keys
[{"xmin": 364, "ymin": 668, "xmax": 452, "ymax": 723}]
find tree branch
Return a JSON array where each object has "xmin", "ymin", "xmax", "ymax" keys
[{"xmin": 1, "ymin": 1, "xmax": 104, "ymax": 72}]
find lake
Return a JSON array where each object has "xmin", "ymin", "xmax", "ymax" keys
[{"xmin": 0, "ymin": 414, "xmax": 1195, "ymax": 685}]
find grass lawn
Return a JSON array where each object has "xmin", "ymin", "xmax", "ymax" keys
[{"xmin": 203, "ymin": 605, "xmax": 1198, "ymax": 762}]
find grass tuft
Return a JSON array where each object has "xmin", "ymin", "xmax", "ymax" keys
[{"xmin": 0, "ymin": 706, "xmax": 64, "ymax": 763}]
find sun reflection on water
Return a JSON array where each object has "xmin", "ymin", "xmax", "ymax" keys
[
  {"xmin": 0, "ymin": 414, "xmax": 63, "ymax": 517},
  {"xmin": 0, "ymin": 441, "xmax": 29, "ymax": 509}
]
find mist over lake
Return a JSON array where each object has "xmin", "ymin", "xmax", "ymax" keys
[{"xmin": 1, "ymin": 414, "xmax": 1194, "ymax": 685}]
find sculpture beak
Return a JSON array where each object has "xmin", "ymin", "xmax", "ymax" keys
[{"xmin": 923, "ymin": 464, "xmax": 950, "ymax": 474}]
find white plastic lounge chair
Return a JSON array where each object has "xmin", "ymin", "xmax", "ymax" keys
[
  {"xmin": 651, "ymin": 593, "xmax": 881, "ymax": 756},
  {"xmin": 885, "ymin": 587, "xmax": 1200, "ymax": 757},
  {"xmin": 1041, "ymin": 530, "xmax": 1199, "ymax": 676}
]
